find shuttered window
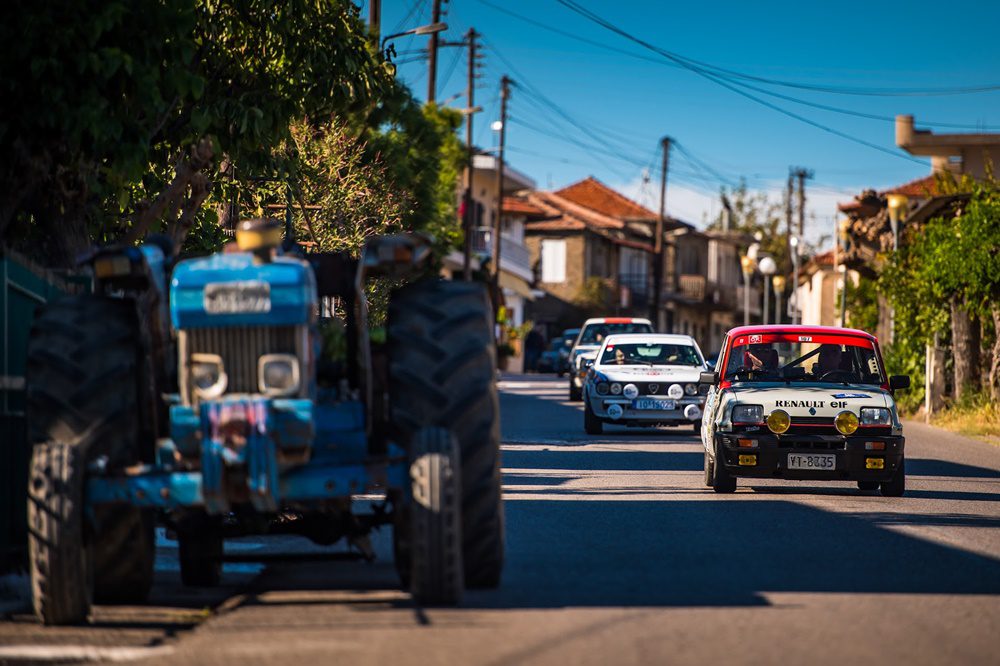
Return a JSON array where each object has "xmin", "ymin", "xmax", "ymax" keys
[{"xmin": 541, "ymin": 239, "xmax": 566, "ymax": 283}]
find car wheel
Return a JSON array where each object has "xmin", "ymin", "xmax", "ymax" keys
[
  {"xmin": 569, "ymin": 381, "xmax": 581, "ymax": 402},
  {"xmin": 711, "ymin": 441, "xmax": 736, "ymax": 493},
  {"xmin": 857, "ymin": 480, "xmax": 880, "ymax": 491},
  {"xmin": 879, "ymin": 457, "xmax": 905, "ymax": 497},
  {"xmin": 584, "ymin": 397, "xmax": 603, "ymax": 435}
]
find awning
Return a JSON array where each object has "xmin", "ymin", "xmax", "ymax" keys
[{"xmin": 499, "ymin": 271, "xmax": 535, "ymax": 301}]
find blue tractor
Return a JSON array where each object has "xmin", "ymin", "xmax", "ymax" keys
[{"xmin": 24, "ymin": 221, "xmax": 503, "ymax": 624}]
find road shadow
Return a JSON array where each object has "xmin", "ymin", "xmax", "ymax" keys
[
  {"xmin": 907, "ymin": 458, "xmax": 1000, "ymax": 479},
  {"xmin": 503, "ymin": 448, "xmax": 704, "ymax": 472}
]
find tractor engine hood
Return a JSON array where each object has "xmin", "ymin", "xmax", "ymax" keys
[{"xmin": 170, "ymin": 253, "xmax": 316, "ymax": 329}]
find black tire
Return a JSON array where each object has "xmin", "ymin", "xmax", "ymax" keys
[
  {"xmin": 28, "ymin": 442, "xmax": 91, "ymax": 625},
  {"xmin": 880, "ymin": 457, "xmax": 906, "ymax": 497},
  {"xmin": 704, "ymin": 449, "xmax": 714, "ymax": 487},
  {"xmin": 26, "ymin": 295, "xmax": 155, "ymax": 609},
  {"xmin": 692, "ymin": 421, "xmax": 701, "ymax": 434},
  {"xmin": 711, "ymin": 441, "xmax": 737, "ymax": 493},
  {"xmin": 569, "ymin": 380, "xmax": 582, "ymax": 402},
  {"xmin": 407, "ymin": 428, "xmax": 463, "ymax": 606},
  {"xmin": 387, "ymin": 280, "xmax": 503, "ymax": 589},
  {"xmin": 178, "ymin": 516, "xmax": 223, "ymax": 587},
  {"xmin": 857, "ymin": 480, "xmax": 880, "ymax": 491},
  {"xmin": 584, "ymin": 398, "xmax": 603, "ymax": 435}
]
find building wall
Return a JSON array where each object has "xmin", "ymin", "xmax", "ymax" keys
[{"xmin": 526, "ymin": 233, "xmax": 586, "ymax": 303}]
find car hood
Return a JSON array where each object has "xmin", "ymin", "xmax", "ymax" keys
[
  {"xmin": 730, "ymin": 383, "xmax": 890, "ymax": 417},
  {"xmin": 595, "ymin": 365, "xmax": 703, "ymax": 382}
]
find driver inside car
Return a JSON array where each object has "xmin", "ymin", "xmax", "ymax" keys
[{"xmin": 813, "ymin": 344, "xmax": 843, "ymax": 377}]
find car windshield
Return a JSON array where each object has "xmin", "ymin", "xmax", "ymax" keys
[
  {"xmin": 600, "ymin": 342, "xmax": 701, "ymax": 367},
  {"xmin": 579, "ymin": 322, "xmax": 652, "ymax": 345},
  {"xmin": 723, "ymin": 332, "xmax": 885, "ymax": 385}
]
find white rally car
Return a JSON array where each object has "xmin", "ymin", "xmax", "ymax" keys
[
  {"xmin": 582, "ymin": 333, "xmax": 708, "ymax": 434},
  {"xmin": 701, "ymin": 325, "xmax": 910, "ymax": 496},
  {"xmin": 568, "ymin": 317, "xmax": 653, "ymax": 401}
]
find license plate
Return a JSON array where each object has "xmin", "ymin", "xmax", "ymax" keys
[
  {"xmin": 787, "ymin": 453, "xmax": 836, "ymax": 470},
  {"xmin": 632, "ymin": 399, "xmax": 675, "ymax": 411},
  {"xmin": 204, "ymin": 281, "xmax": 271, "ymax": 314}
]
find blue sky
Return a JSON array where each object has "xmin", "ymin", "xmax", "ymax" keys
[{"xmin": 371, "ymin": 0, "xmax": 1000, "ymax": 243}]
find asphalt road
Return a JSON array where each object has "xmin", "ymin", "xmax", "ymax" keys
[{"xmin": 1, "ymin": 373, "xmax": 999, "ymax": 665}]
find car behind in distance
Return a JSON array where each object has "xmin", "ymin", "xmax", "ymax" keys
[
  {"xmin": 569, "ymin": 318, "xmax": 653, "ymax": 401},
  {"xmin": 701, "ymin": 325, "xmax": 910, "ymax": 496},
  {"xmin": 582, "ymin": 333, "xmax": 708, "ymax": 434}
]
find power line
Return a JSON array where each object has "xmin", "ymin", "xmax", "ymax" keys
[{"xmin": 554, "ymin": 0, "xmax": 928, "ymax": 164}]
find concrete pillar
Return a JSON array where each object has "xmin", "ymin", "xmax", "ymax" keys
[{"xmin": 925, "ymin": 334, "xmax": 946, "ymax": 421}]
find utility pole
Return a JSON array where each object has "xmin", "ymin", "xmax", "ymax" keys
[
  {"xmin": 491, "ymin": 76, "xmax": 511, "ymax": 320},
  {"xmin": 650, "ymin": 137, "xmax": 670, "ymax": 328},
  {"xmin": 794, "ymin": 167, "xmax": 813, "ymax": 239},
  {"xmin": 460, "ymin": 28, "xmax": 478, "ymax": 280},
  {"xmin": 368, "ymin": 0, "xmax": 381, "ymax": 47},
  {"xmin": 785, "ymin": 172, "xmax": 794, "ymax": 263},
  {"xmin": 426, "ymin": 0, "xmax": 443, "ymax": 103}
]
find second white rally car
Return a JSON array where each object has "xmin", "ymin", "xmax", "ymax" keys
[{"xmin": 581, "ymin": 333, "xmax": 709, "ymax": 434}]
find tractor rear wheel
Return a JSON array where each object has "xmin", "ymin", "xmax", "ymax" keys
[
  {"xmin": 387, "ymin": 279, "xmax": 504, "ymax": 589},
  {"xmin": 26, "ymin": 295, "xmax": 156, "ymax": 613}
]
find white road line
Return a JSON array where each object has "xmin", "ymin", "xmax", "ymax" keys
[{"xmin": 0, "ymin": 645, "xmax": 175, "ymax": 663}]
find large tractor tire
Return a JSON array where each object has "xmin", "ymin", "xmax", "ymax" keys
[
  {"xmin": 387, "ymin": 280, "xmax": 504, "ymax": 589},
  {"xmin": 406, "ymin": 428, "xmax": 463, "ymax": 606},
  {"xmin": 26, "ymin": 295, "xmax": 156, "ymax": 615},
  {"xmin": 28, "ymin": 442, "xmax": 91, "ymax": 625}
]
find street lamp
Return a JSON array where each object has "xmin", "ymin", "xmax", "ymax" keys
[
  {"xmin": 758, "ymin": 256, "xmax": 776, "ymax": 326},
  {"xmin": 380, "ymin": 22, "xmax": 448, "ymax": 54},
  {"xmin": 789, "ymin": 235, "xmax": 800, "ymax": 324},
  {"xmin": 886, "ymin": 193, "xmax": 909, "ymax": 252},
  {"xmin": 772, "ymin": 274, "xmax": 786, "ymax": 326},
  {"xmin": 740, "ymin": 254, "xmax": 757, "ymax": 326}
]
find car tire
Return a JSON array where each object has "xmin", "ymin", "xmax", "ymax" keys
[
  {"xmin": 857, "ymin": 480, "xmax": 880, "ymax": 491},
  {"xmin": 711, "ymin": 441, "xmax": 737, "ymax": 493},
  {"xmin": 387, "ymin": 279, "xmax": 503, "ymax": 589},
  {"xmin": 584, "ymin": 397, "xmax": 603, "ymax": 435},
  {"xmin": 691, "ymin": 421, "xmax": 701, "ymax": 434},
  {"xmin": 879, "ymin": 457, "xmax": 905, "ymax": 497},
  {"xmin": 569, "ymin": 380, "xmax": 582, "ymax": 402}
]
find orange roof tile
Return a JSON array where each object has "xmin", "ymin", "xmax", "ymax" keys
[
  {"xmin": 554, "ymin": 177, "xmax": 658, "ymax": 220},
  {"xmin": 883, "ymin": 175, "xmax": 939, "ymax": 198},
  {"xmin": 502, "ymin": 197, "xmax": 546, "ymax": 216}
]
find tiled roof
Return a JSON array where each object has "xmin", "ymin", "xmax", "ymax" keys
[
  {"xmin": 555, "ymin": 177, "xmax": 658, "ymax": 220},
  {"xmin": 502, "ymin": 197, "xmax": 546, "ymax": 216},
  {"xmin": 883, "ymin": 175, "xmax": 939, "ymax": 197},
  {"xmin": 525, "ymin": 218, "xmax": 586, "ymax": 231}
]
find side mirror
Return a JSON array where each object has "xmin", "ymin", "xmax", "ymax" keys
[
  {"xmin": 889, "ymin": 375, "xmax": 910, "ymax": 391},
  {"xmin": 699, "ymin": 371, "xmax": 718, "ymax": 386},
  {"xmin": 584, "ymin": 359, "xmax": 595, "ymax": 369}
]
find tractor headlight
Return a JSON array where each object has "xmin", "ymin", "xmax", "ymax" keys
[
  {"xmin": 684, "ymin": 383, "xmax": 698, "ymax": 396},
  {"xmin": 259, "ymin": 354, "xmax": 301, "ymax": 396},
  {"xmin": 835, "ymin": 411, "xmax": 860, "ymax": 435},
  {"xmin": 860, "ymin": 407, "xmax": 891, "ymax": 426},
  {"xmin": 731, "ymin": 404, "xmax": 763, "ymax": 424},
  {"xmin": 191, "ymin": 354, "xmax": 227, "ymax": 399}
]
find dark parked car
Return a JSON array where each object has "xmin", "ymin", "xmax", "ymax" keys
[{"xmin": 537, "ymin": 337, "xmax": 566, "ymax": 373}]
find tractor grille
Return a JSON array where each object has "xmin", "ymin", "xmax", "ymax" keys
[{"xmin": 186, "ymin": 325, "xmax": 299, "ymax": 395}]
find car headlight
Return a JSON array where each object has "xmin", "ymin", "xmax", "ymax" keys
[
  {"xmin": 860, "ymin": 407, "xmax": 891, "ymax": 426},
  {"xmin": 191, "ymin": 353, "xmax": 227, "ymax": 399},
  {"xmin": 684, "ymin": 383, "xmax": 698, "ymax": 396},
  {"xmin": 610, "ymin": 382, "xmax": 622, "ymax": 395},
  {"xmin": 667, "ymin": 383, "xmax": 684, "ymax": 399},
  {"xmin": 596, "ymin": 382, "xmax": 609, "ymax": 395},
  {"xmin": 732, "ymin": 404, "xmax": 763, "ymax": 423},
  {"xmin": 259, "ymin": 354, "xmax": 301, "ymax": 396},
  {"xmin": 623, "ymin": 383, "xmax": 639, "ymax": 399},
  {"xmin": 835, "ymin": 411, "xmax": 859, "ymax": 435},
  {"xmin": 767, "ymin": 409, "xmax": 791, "ymax": 434}
]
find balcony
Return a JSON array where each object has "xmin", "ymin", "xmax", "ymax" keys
[{"xmin": 471, "ymin": 227, "xmax": 532, "ymax": 281}]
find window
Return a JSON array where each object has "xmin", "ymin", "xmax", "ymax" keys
[{"xmin": 541, "ymin": 239, "xmax": 566, "ymax": 283}]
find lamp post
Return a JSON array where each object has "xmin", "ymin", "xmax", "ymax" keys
[
  {"xmin": 772, "ymin": 274, "xmax": 786, "ymax": 326},
  {"xmin": 886, "ymin": 193, "xmax": 909, "ymax": 252},
  {"xmin": 757, "ymin": 256, "xmax": 776, "ymax": 326},
  {"xmin": 789, "ymin": 235, "xmax": 800, "ymax": 324},
  {"xmin": 740, "ymin": 254, "xmax": 756, "ymax": 326},
  {"xmin": 380, "ymin": 22, "xmax": 448, "ymax": 55}
]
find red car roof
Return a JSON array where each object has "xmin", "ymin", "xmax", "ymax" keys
[{"xmin": 726, "ymin": 324, "xmax": 877, "ymax": 342}]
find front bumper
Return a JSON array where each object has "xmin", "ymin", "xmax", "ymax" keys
[
  {"xmin": 714, "ymin": 431, "xmax": 904, "ymax": 481},
  {"xmin": 589, "ymin": 394, "xmax": 704, "ymax": 425}
]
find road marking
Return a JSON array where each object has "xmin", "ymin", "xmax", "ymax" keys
[{"xmin": 0, "ymin": 645, "xmax": 175, "ymax": 663}]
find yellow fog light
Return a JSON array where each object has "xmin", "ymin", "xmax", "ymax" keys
[
  {"xmin": 865, "ymin": 457, "xmax": 885, "ymax": 470},
  {"xmin": 236, "ymin": 218, "xmax": 283, "ymax": 251},
  {"xmin": 738, "ymin": 454, "xmax": 757, "ymax": 466},
  {"xmin": 835, "ymin": 411, "xmax": 859, "ymax": 435},
  {"xmin": 94, "ymin": 255, "xmax": 132, "ymax": 278},
  {"xmin": 767, "ymin": 410, "xmax": 790, "ymax": 434}
]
